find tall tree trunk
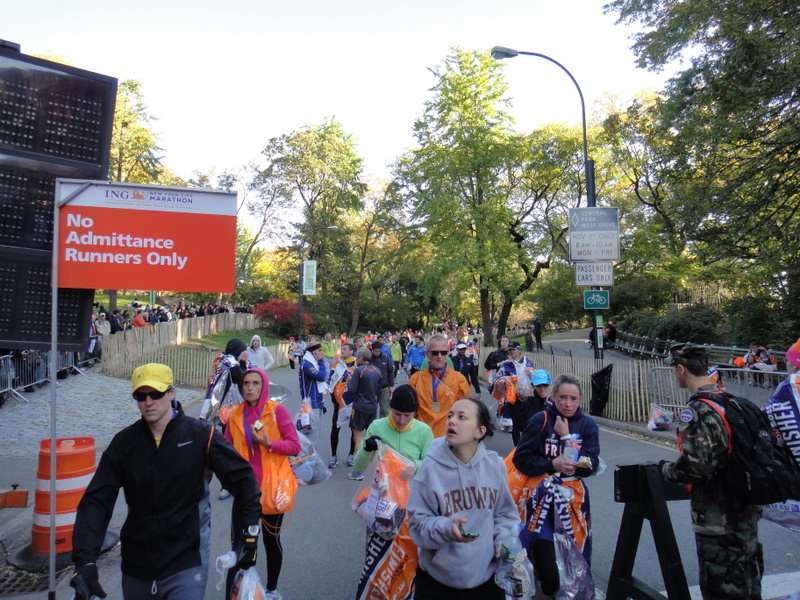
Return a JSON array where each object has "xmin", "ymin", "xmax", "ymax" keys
[
  {"xmin": 109, "ymin": 290, "xmax": 118, "ymax": 312},
  {"xmin": 348, "ymin": 290, "xmax": 361, "ymax": 337},
  {"xmin": 498, "ymin": 295, "xmax": 513, "ymax": 340},
  {"xmin": 480, "ymin": 288, "xmax": 493, "ymax": 347}
]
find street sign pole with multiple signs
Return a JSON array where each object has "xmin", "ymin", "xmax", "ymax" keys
[{"xmin": 569, "ymin": 207, "xmax": 620, "ymax": 357}]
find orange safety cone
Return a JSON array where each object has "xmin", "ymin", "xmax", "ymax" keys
[{"xmin": 31, "ymin": 437, "xmax": 96, "ymax": 555}]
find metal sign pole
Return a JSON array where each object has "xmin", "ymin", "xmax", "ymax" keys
[{"xmin": 49, "ymin": 181, "xmax": 89, "ymax": 598}]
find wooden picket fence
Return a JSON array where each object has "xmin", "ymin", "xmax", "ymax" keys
[{"xmin": 100, "ymin": 313, "xmax": 291, "ymax": 388}]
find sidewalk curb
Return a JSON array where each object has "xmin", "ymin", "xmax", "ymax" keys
[{"xmin": 593, "ymin": 415, "xmax": 677, "ymax": 444}]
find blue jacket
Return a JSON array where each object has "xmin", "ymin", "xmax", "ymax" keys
[
  {"xmin": 299, "ymin": 355, "xmax": 327, "ymax": 409},
  {"xmin": 513, "ymin": 402, "xmax": 600, "ymax": 478},
  {"xmin": 405, "ymin": 344, "xmax": 426, "ymax": 369},
  {"xmin": 763, "ymin": 374, "xmax": 800, "ymax": 467},
  {"xmin": 381, "ymin": 343, "xmax": 395, "ymax": 367}
]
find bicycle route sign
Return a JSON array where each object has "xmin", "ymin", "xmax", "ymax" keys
[
  {"xmin": 569, "ymin": 207, "xmax": 620, "ymax": 261},
  {"xmin": 584, "ymin": 290, "xmax": 610, "ymax": 310}
]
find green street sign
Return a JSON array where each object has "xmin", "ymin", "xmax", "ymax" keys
[{"xmin": 584, "ymin": 290, "xmax": 610, "ymax": 310}]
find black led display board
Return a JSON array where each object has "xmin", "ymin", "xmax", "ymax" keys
[{"xmin": 0, "ymin": 41, "xmax": 117, "ymax": 351}]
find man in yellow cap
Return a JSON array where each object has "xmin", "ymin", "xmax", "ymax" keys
[{"xmin": 70, "ymin": 363, "xmax": 262, "ymax": 600}]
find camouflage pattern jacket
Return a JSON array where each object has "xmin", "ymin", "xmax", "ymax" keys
[{"xmin": 662, "ymin": 393, "xmax": 762, "ymax": 535}]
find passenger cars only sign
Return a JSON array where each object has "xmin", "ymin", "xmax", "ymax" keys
[{"xmin": 56, "ymin": 180, "xmax": 237, "ymax": 292}]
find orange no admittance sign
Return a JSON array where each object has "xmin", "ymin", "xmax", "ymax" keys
[{"xmin": 57, "ymin": 181, "xmax": 237, "ymax": 293}]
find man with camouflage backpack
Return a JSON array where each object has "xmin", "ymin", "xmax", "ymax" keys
[{"xmin": 660, "ymin": 343, "xmax": 763, "ymax": 600}]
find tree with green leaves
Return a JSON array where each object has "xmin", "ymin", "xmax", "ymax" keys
[
  {"xmin": 394, "ymin": 48, "xmax": 521, "ymax": 345},
  {"xmin": 522, "ymin": 261, "xmax": 575, "ymax": 326},
  {"xmin": 102, "ymin": 79, "xmax": 167, "ymax": 309},
  {"xmin": 605, "ymin": 0, "xmax": 800, "ymax": 339},
  {"xmin": 252, "ymin": 117, "xmax": 368, "ymax": 332},
  {"xmin": 395, "ymin": 49, "xmax": 594, "ymax": 344},
  {"xmin": 109, "ymin": 80, "xmax": 164, "ymax": 183}
]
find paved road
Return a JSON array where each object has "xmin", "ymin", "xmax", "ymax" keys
[{"xmin": 0, "ymin": 334, "xmax": 798, "ymax": 599}]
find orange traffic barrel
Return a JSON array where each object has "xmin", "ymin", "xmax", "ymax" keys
[{"xmin": 31, "ymin": 437, "xmax": 96, "ymax": 554}]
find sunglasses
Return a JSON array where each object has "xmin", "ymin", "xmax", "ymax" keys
[
  {"xmin": 429, "ymin": 350, "xmax": 449, "ymax": 356},
  {"xmin": 133, "ymin": 388, "xmax": 171, "ymax": 402}
]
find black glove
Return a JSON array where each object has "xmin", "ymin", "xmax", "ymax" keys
[
  {"xmin": 234, "ymin": 525, "xmax": 259, "ymax": 570},
  {"xmin": 364, "ymin": 435, "xmax": 382, "ymax": 453},
  {"xmin": 70, "ymin": 563, "xmax": 107, "ymax": 599}
]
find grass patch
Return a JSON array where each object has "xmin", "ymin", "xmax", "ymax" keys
[
  {"xmin": 181, "ymin": 329, "xmax": 281, "ymax": 351},
  {"xmin": 94, "ymin": 291, "xmax": 143, "ymax": 309}
]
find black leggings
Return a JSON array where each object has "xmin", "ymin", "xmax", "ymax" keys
[
  {"xmin": 529, "ymin": 539, "xmax": 559, "ymax": 595},
  {"xmin": 414, "ymin": 567, "xmax": 505, "ymax": 600},
  {"xmin": 330, "ymin": 403, "xmax": 355, "ymax": 456},
  {"xmin": 227, "ymin": 512, "xmax": 285, "ymax": 593}
]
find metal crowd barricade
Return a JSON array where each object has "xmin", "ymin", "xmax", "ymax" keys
[
  {"xmin": 0, "ymin": 351, "xmax": 96, "ymax": 407},
  {"xmin": 1, "ymin": 354, "xmax": 22, "ymax": 405},
  {"xmin": 649, "ymin": 365, "xmax": 785, "ymax": 413},
  {"xmin": 0, "ymin": 353, "xmax": 28, "ymax": 404}
]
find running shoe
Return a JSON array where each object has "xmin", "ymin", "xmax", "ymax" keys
[
  {"xmin": 347, "ymin": 470, "xmax": 364, "ymax": 481},
  {"xmin": 328, "ymin": 456, "xmax": 338, "ymax": 469},
  {"xmin": 346, "ymin": 454, "xmax": 354, "ymax": 467},
  {"xmin": 264, "ymin": 590, "xmax": 282, "ymax": 600},
  {"xmin": 218, "ymin": 489, "xmax": 232, "ymax": 500}
]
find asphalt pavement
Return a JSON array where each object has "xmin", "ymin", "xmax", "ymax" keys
[{"xmin": 0, "ymin": 333, "xmax": 798, "ymax": 599}]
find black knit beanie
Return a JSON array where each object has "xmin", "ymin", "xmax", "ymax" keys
[
  {"xmin": 225, "ymin": 338, "xmax": 246, "ymax": 357},
  {"xmin": 390, "ymin": 384, "xmax": 418, "ymax": 413}
]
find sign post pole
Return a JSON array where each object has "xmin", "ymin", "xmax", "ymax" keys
[{"xmin": 569, "ymin": 207, "xmax": 620, "ymax": 360}]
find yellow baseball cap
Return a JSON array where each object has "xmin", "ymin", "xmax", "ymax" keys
[{"xmin": 131, "ymin": 363, "xmax": 173, "ymax": 393}]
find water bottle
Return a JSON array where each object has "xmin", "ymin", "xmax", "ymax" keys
[
  {"xmin": 561, "ymin": 434, "xmax": 581, "ymax": 462},
  {"xmin": 495, "ymin": 529, "xmax": 525, "ymax": 598}
]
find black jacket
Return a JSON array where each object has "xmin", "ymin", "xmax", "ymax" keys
[
  {"xmin": 72, "ymin": 404, "xmax": 261, "ymax": 580},
  {"xmin": 369, "ymin": 352, "xmax": 395, "ymax": 388},
  {"xmin": 451, "ymin": 354, "xmax": 481, "ymax": 394},
  {"xmin": 484, "ymin": 348, "xmax": 509, "ymax": 371}
]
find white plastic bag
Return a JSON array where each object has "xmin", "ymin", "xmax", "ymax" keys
[
  {"xmin": 554, "ymin": 524, "xmax": 595, "ymax": 600},
  {"xmin": 647, "ymin": 403, "xmax": 673, "ymax": 431},
  {"xmin": 203, "ymin": 370, "xmax": 244, "ymax": 426},
  {"xmin": 230, "ymin": 567, "xmax": 266, "ymax": 600},
  {"xmin": 294, "ymin": 397, "xmax": 317, "ymax": 434},
  {"xmin": 215, "ymin": 551, "xmax": 236, "ymax": 591},
  {"xmin": 289, "ymin": 432, "xmax": 331, "ymax": 486},
  {"xmin": 336, "ymin": 404, "xmax": 353, "ymax": 428}
]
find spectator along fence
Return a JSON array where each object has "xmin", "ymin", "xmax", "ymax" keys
[
  {"xmin": 481, "ymin": 333, "xmax": 787, "ymax": 425},
  {"xmin": 100, "ymin": 312, "xmax": 290, "ymax": 389},
  {"xmin": 1, "ymin": 313, "xmax": 281, "ymax": 404}
]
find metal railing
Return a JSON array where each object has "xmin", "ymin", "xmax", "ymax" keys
[
  {"xmin": 0, "ymin": 351, "xmax": 97, "ymax": 405},
  {"xmin": 0, "ymin": 313, "xmax": 257, "ymax": 403},
  {"xmin": 479, "ymin": 350, "xmax": 785, "ymax": 424}
]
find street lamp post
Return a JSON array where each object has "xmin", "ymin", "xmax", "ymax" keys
[{"xmin": 491, "ymin": 46, "xmax": 602, "ymax": 359}]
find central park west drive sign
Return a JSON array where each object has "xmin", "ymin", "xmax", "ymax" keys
[
  {"xmin": 569, "ymin": 207, "xmax": 620, "ymax": 261},
  {"xmin": 56, "ymin": 180, "xmax": 237, "ymax": 293}
]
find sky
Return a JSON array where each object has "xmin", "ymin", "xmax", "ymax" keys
[{"xmin": 4, "ymin": 0, "xmax": 672, "ymax": 182}]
